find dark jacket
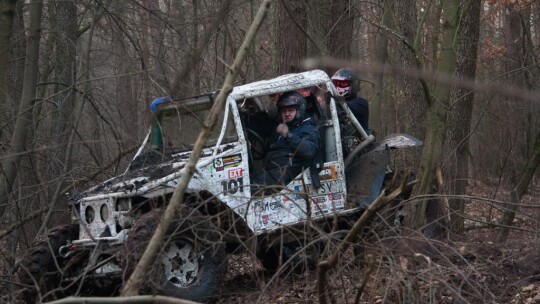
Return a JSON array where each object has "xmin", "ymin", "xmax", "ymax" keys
[
  {"xmin": 252, "ymin": 117, "xmax": 320, "ymax": 186},
  {"xmin": 265, "ymin": 117, "xmax": 320, "ymax": 169},
  {"xmin": 341, "ymin": 93, "xmax": 369, "ymax": 132}
]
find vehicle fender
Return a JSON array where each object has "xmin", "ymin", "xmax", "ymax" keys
[
  {"xmin": 373, "ymin": 133, "xmax": 423, "ymax": 152},
  {"xmin": 345, "ymin": 148, "xmax": 390, "ymax": 209}
]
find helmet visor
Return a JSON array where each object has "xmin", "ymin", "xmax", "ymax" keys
[{"xmin": 332, "ymin": 80, "xmax": 351, "ymax": 88}]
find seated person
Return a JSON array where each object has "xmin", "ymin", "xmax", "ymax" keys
[
  {"xmin": 331, "ymin": 68, "xmax": 369, "ymax": 133},
  {"xmin": 252, "ymin": 91, "xmax": 320, "ymax": 187},
  {"xmin": 297, "ymin": 86, "xmax": 325, "ymax": 124},
  {"xmin": 332, "ymin": 68, "xmax": 370, "ymax": 157}
]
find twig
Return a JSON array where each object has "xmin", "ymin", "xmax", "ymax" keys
[
  {"xmin": 317, "ymin": 174, "xmax": 412, "ymax": 304},
  {"xmin": 353, "ymin": 254, "xmax": 376, "ymax": 304}
]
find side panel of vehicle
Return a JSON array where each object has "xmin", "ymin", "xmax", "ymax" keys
[
  {"xmin": 248, "ymin": 161, "xmax": 347, "ymax": 233},
  {"xmin": 245, "ymin": 95, "xmax": 349, "ymax": 234},
  {"xmin": 193, "ymin": 98, "xmax": 252, "ymax": 219}
]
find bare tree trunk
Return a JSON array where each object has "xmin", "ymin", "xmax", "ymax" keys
[
  {"xmin": 6, "ymin": 0, "xmax": 24, "ymax": 96},
  {"xmin": 111, "ymin": 1, "xmax": 138, "ymax": 145},
  {"xmin": 0, "ymin": 0, "xmax": 17, "ymax": 142},
  {"xmin": 277, "ymin": 0, "xmax": 306, "ymax": 73},
  {"xmin": 370, "ymin": 0, "xmax": 391, "ymax": 134},
  {"xmin": 392, "ymin": 0, "xmax": 429, "ymax": 233},
  {"xmin": 122, "ymin": 0, "xmax": 271, "ymax": 295},
  {"xmin": 271, "ymin": 1, "xmax": 279, "ymax": 75},
  {"xmin": 46, "ymin": 0, "xmax": 77, "ymax": 224},
  {"xmin": 394, "ymin": 0, "xmax": 425, "ymax": 166},
  {"xmin": 191, "ymin": 0, "xmax": 200, "ymax": 95},
  {"xmin": 142, "ymin": 0, "xmax": 169, "ymax": 90},
  {"xmin": 0, "ymin": 2, "xmax": 21, "ymax": 296},
  {"xmin": 36, "ymin": 0, "xmax": 105, "ymax": 236},
  {"xmin": 495, "ymin": 131, "xmax": 540, "ymax": 243},
  {"xmin": 326, "ymin": 0, "xmax": 354, "ymax": 59},
  {"xmin": 169, "ymin": 1, "xmax": 232, "ymax": 99},
  {"xmin": 0, "ymin": 0, "xmax": 43, "ymax": 218},
  {"xmin": 445, "ymin": 0, "xmax": 481, "ymax": 235},
  {"xmin": 412, "ymin": 0, "xmax": 460, "ymax": 231},
  {"xmin": 306, "ymin": 0, "xmax": 327, "ymax": 58},
  {"xmin": 502, "ymin": 2, "xmax": 528, "ymax": 181}
]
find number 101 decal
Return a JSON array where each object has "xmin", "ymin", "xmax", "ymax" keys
[{"xmin": 221, "ymin": 178, "xmax": 244, "ymax": 194}]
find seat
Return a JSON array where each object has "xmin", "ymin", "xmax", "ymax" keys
[
  {"xmin": 305, "ymin": 94, "xmax": 325, "ymax": 125},
  {"xmin": 304, "ymin": 94, "xmax": 326, "ymax": 188}
]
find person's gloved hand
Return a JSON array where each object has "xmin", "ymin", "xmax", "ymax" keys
[{"xmin": 276, "ymin": 123, "xmax": 289, "ymax": 138}]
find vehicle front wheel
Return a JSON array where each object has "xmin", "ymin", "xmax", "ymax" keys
[
  {"xmin": 123, "ymin": 208, "xmax": 226, "ymax": 302},
  {"xmin": 17, "ymin": 224, "xmax": 79, "ymax": 303}
]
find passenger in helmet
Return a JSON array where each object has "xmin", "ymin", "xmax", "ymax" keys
[
  {"xmin": 252, "ymin": 91, "xmax": 320, "ymax": 187},
  {"xmin": 297, "ymin": 86, "xmax": 326, "ymax": 123},
  {"xmin": 331, "ymin": 68, "xmax": 369, "ymax": 132}
]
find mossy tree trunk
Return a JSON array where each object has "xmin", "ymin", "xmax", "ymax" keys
[
  {"xmin": 495, "ymin": 131, "xmax": 540, "ymax": 243},
  {"xmin": 0, "ymin": 0, "xmax": 17, "ymax": 143},
  {"xmin": 412, "ymin": 0, "xmax": 460, "ymax": 231},
  {"xmin": 0, "ymin": 0, "xmax": 43, "ymax": 218},
  {"xmin": 445, "ymin": 0, "xmax": 481, "ymax": 235}
]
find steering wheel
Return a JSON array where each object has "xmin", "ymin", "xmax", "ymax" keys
[{"xmin": 246, "ymin": 128, "xmax": 267, "ymax": 160}]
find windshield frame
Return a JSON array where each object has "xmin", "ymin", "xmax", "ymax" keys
[{"xmin": 150, "ymin": 94, "xmax": 239, "ymax": 154}]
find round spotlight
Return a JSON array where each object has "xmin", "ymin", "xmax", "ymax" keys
[
  {"xmin": 85, "ymin": 206, "xmax": 95, "ymax": 224},
  {"xmin": 100, "ymin": 204, "xmax": 109, "ymax": 221}
]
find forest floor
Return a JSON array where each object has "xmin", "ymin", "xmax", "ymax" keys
[
  {"xmin": 5, "ymin": 181, "xmax": 538, "ymax": 303},
  {"xmin": 214, "ymin": 181, "xmax": 540, "ymax": 304}
]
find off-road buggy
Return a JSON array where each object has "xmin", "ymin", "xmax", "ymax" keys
[{"xmin": 17, "ymin": 70, "xmax": 421, "ymax": 302}]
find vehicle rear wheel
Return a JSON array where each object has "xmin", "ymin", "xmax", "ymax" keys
[
  {"xmin": 123, "ymin": 208, "xmax": 226, "ymax": 302},
  {"xmin": 257, "ymin": 240, "xmax": 322, "ymax": 274},
  {"xmin": 17, "ymin": 224, "xmax": 79, "ymax": 303}
]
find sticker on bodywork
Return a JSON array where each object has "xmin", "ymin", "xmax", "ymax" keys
[
  {"xmin": 228, "ymin": 168, "xmax": 243, "ymax": 179},
  {"xmin": 221, "ymin": 177, "xmax": 244, "ymax": 194},
  {"xmin": 214, "ymin": 153, "xmax": 242, "ymax": 171},
  {"xmin": 320, "ymin": 165, "xmax": 337, "ymax": 181}
]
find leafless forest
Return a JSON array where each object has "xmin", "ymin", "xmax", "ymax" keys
[{"xmin": 0, "ymin": 0, "xmax": 539, "ymax": 303}]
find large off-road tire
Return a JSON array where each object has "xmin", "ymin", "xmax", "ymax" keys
[
  {"xmin": 123, "ymin": 208, "xmax": 226, "ymax": 302},
  {"xmin": 17, "ymin": 224, "xmax": 79, "ymax": 303}
]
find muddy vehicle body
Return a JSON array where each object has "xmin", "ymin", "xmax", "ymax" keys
[{"xmin": 18, "ymin": 70, "xmax": 421, "ymax": 302}]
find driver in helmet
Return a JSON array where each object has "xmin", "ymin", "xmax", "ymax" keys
[
  {"xmin": 252, "ymin": 91, "xmax": 320, "ymax": 187},
  {"xmin": 331, "ymin": 68, "xmax": 369, "ymax": 132}
]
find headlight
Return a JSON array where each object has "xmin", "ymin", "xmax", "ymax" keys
[
  {"xmin": 100, "ymin": 204, "xmax": 109, "ymax": 221},
  {"xmin": 85, "ymin": 206, "xmax": 95, "ymax": 223}
]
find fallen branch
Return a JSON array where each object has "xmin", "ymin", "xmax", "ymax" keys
[{"xmin": 45, "ymin": 295, "xmax": 200, "ymax": 304}]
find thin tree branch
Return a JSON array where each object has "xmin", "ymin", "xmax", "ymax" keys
[
  {"xmin": 317, "ymin": 175, "xmax": 413, "ymax": 304},
  {"xmin": 169, "ymin": 0, "xmax": 232, "ymax": 98}
]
